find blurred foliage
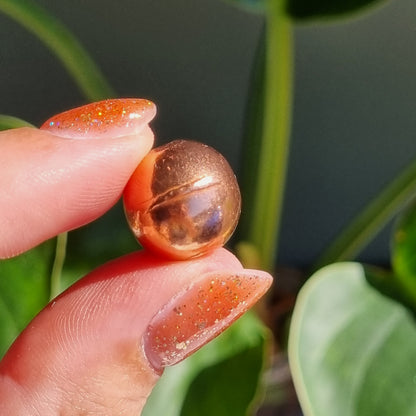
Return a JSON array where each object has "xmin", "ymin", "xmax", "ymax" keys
[
  {"xmin": 0, "ymin": 0, "xmax": 114, "ymax": 100},
  {"xmin": 0, "ymin": 115, "xmax": 34, "ymax": 130},
  {"xmin": 392, "ymin": 202, "xmax": 416, "ymax": 307},
  {"xmin": 285, "ymin": 0, "xmax": 388, "ymax": 20},
  {"xmin": 0, "ymin": 240, "xmax": 53, "ymax": 357},
  {"xmin": 225, "ymin": 0, "xmax": 388, "ymax": 19}
]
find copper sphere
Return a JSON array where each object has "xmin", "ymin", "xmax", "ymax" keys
[{"xmin": 123, "ymin": 140, "xmax": 241, "ymax": 260}]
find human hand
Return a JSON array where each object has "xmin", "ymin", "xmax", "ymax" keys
[{"xmin": 0, "ymin": 100, "xmax": 272, "ymax": 415}]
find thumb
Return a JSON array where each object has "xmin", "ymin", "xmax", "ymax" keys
[{"xmin": 0, "ymin": 248, "xmax": 272, "ymax": 415}]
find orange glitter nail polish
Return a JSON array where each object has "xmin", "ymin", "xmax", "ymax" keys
[
  {"xmin": 40, "ymin": 98, "xmax": 156, "ymax": 138},
  {"xmin": 143, "ymin": 271, "xmax": 272, "ymax": 371}
]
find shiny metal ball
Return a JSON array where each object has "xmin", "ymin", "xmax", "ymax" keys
[{"xmin": 123, "ymin": 140, "xmax": 241, "ymax": 260}]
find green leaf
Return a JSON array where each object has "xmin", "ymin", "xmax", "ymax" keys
[
  {"xmin": 223, "ymin": 0, "xmax": 389, "ymax": 20},
  {"xmin": 286, "ymin": 0, "xmax": 389, "ymax": 20},
  {"xmin": 0, "ymin": 0, "xmax": 114, "ymax": 101},
  {"xmin": 364, "ymin": 266, "xmax": 416, "ymax": 316},
  {"xmin": 0, "ymin": 115, "xmax": 34, "ymax": 130},
  {"xmin": 391, "ymin": 202, "xmax": 416, "ymax": 307},
  {"xmin": 181, "ymin": 342, "xmax": 265, "ymax": 416},
  {"xmin": 0, "ymin": 240, "xmax": 54, "ymax": 358},
  {"xmin": 143, "ymin": 312, "xmax": 270, "ymax": 416},
  {"xmin": 289, "ymin": 262, "xmax": 416, "ymax": 416},
  {"xmin": 314, "ymin": 155, "xmax": 416, "ymax": 271}
]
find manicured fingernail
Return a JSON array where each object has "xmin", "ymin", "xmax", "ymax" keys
[
  {"xmin": 40, "ymin": 98, "xmax": 156, "ymax": 138},
  {"xmin": 143, "ymin": 271, "xmax": 272, "ymax": 371}
]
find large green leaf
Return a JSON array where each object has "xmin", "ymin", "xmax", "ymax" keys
[
  {"xmin": 0, "ymin": 240, "xmax": 54, "ymax": 358},
  {"xmin": 143, "ymin": 311, "xmax": 270, "ymax": 416},
  {"xmin": 289, "ymin": 262, "xmax": 416, "ymax": 416},
  {"xmin": 224, "ymin": 0, "xmax": 388, "ymax": 20}
]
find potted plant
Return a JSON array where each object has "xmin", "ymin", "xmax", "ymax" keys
[{"xmin": 1, "ymin": 0, "xmax": 415, "ymax": 414}]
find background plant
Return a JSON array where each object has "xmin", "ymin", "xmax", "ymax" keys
[{"xmin": 1, "ymin": 0, "xmax": 416, "ymax": 415}]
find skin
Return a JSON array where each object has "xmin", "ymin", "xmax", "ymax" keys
[{"xmin": 0, "ymin": 126, "xmax": 272, "ymax": 415}]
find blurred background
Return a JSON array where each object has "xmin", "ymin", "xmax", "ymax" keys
[
  {"xmin": 1, "ymin": 0, "xmax": 415, "ymax": 270},
  {"xmin": 1, "ymin": 1, "xmax": 416, "ymax": 414}
]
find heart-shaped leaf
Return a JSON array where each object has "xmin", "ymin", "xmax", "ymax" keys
[{"xmin": 289, "ymin": 262, "xmax": 416, "ymax": 416}]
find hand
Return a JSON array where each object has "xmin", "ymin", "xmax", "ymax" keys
[{"xmin": 0, "ymin": 100, "xmax": 272, "ymax": 415}]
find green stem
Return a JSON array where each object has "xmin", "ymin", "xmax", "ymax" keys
[
  {"xmin": 49, "ymin": 232, "xmax": 67, "ymax": 300},
  {"xmin": 238, "ymin": 1, "xmax": 293, "ymax": 272},
  {"xmin": 0, "ymin": 0, "xmax": 114, "ymax": 101},
  {"xmin": 0, "ymin": 115, "xmax": 34, "ymax": 130},
  {"xmin": 314, "ymin": 159, "xmax": 416, "ymax": 271}
]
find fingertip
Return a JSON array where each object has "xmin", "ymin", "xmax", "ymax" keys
[
  {"xmin": 40, "ymin": 98, "xmax": 156, "ymax": 139},
  {"xmin": 0, "ymin": 126, "xmax": 154, "ymax": 258}
]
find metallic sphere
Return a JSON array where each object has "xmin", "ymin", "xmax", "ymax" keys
[{"xmin": 123, "ymin": 140, "xmax": 241, "ymax": 260}]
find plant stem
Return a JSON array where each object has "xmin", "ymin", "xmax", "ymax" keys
[
  {"xmin": 314, "ymin": 159, "xmax": 416, "ymax": 271},
  {"xmin": 0, "ymin": 0, "xmax": 114, "ymax": 101},
  {"xmin": 49, "ymin": 232, "xmax": 67, "ymax": 300},
  {"xmin": 238, "ymin": 1, "xmax": 293, "ymax": 272}
]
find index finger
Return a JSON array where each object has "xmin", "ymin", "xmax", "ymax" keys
[{"xmin": 0, "ymin": 99, "xmax": 156, "ymax": 258}]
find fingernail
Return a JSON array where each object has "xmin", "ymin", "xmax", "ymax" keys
[
  {"xmin": 143, "ymin": 271, "xmax": 272, "ymax": 372},
  {"xmin": 40, "ymin": 98, "xmax": 156, "ymax": 138}
]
